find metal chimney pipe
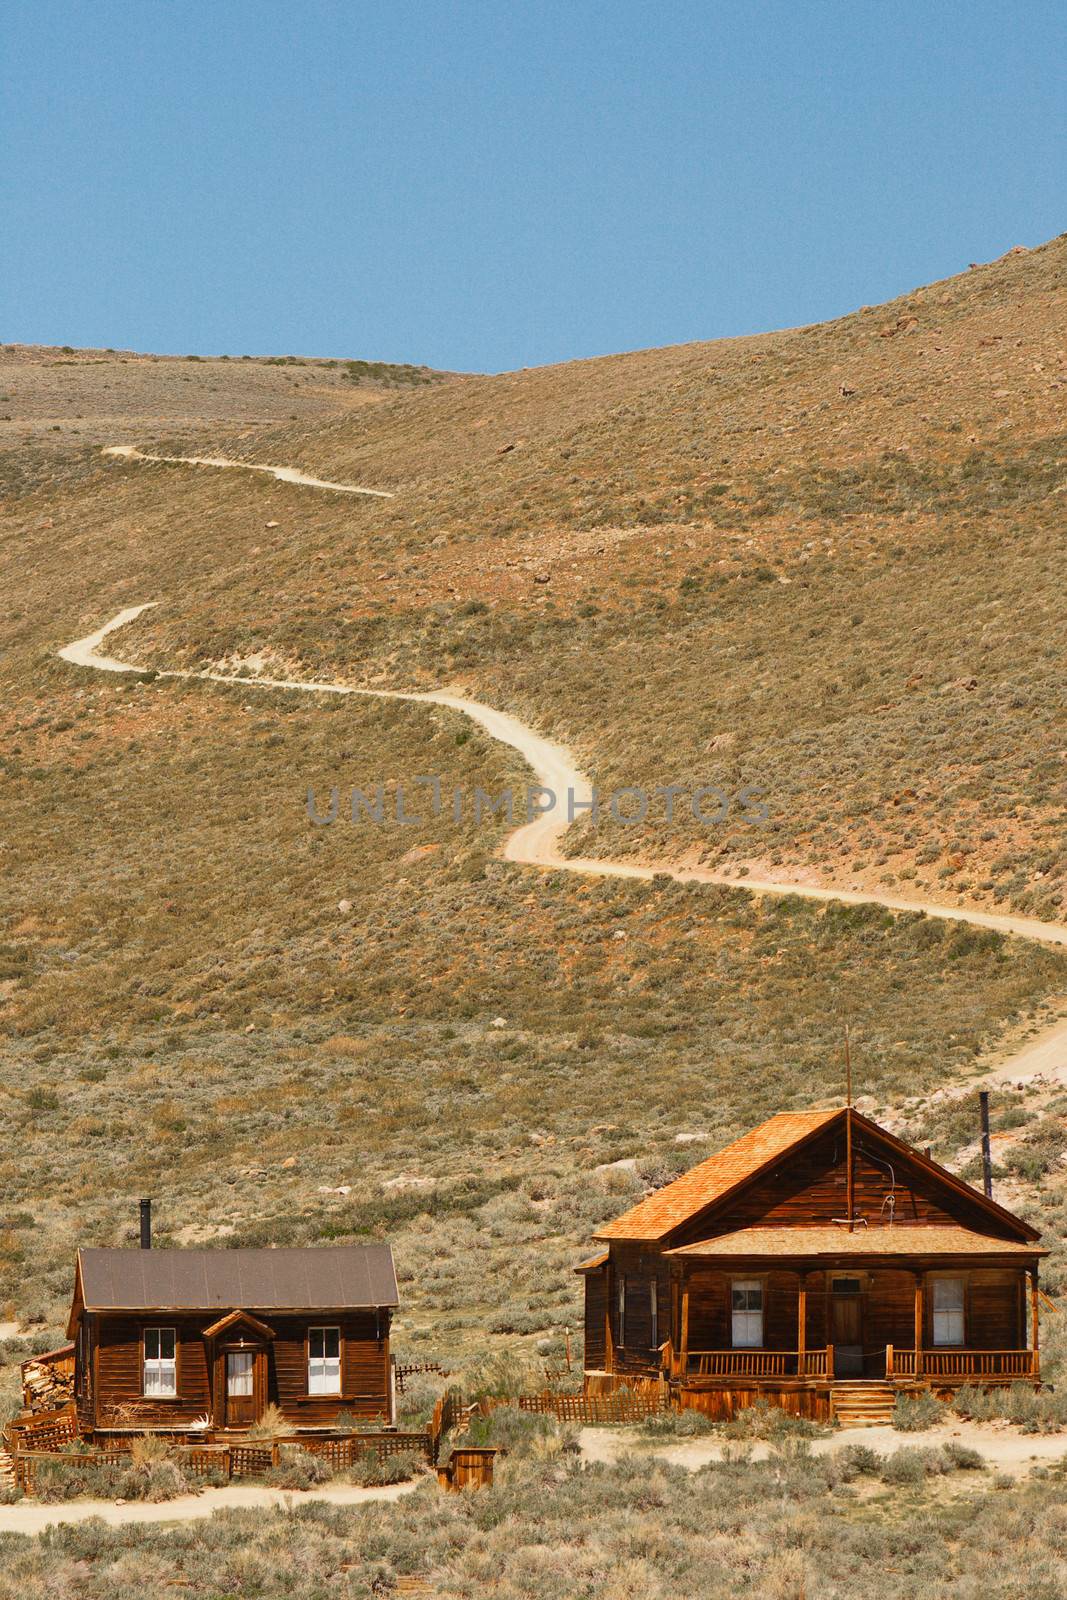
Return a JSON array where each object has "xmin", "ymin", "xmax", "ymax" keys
[
  {"xmin": 979, "ymin": 1091, "xmax": 993, "ymax": 1199},
  {"xmin": 139, "ymin": 1198, "xmax": 152, "ymax": 1249}
]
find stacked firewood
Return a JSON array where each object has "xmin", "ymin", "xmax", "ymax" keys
[{"xmin": 21, "ymin": 1355, "xmax": 75, "ymax": 1413}]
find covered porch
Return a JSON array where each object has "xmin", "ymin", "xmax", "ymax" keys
[{"xmin": 664, "ymin": 1225, "xmax": 1045, "ymax": 1391}]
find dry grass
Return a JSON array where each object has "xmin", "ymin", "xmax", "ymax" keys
[{"xmin": 2, "ymin": 1445, "xmax": 1067, "ymax": 1596}]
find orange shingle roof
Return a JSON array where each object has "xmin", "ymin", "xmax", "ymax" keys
[
  {"xmin": 594, "ymin": 1110, "xmax": 841, "ymax": 1243},
  {"xmin": 665, "ymin": 1225, "xmax": 1046, "ymax": 1260}
]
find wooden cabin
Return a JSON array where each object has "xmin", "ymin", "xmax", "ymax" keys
[
  {"xmin": 579, "ymin": 1107, "xmax": 1046, "ymax": 1422},
  {"xmin": 66, "ymin": 1244, "xmax": 399, "ymax": 1438}
]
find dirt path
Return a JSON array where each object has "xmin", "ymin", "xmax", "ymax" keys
[
  {"xmin": 58, "ymin": 602, "xmax": 1067, "ymax": 1090},
  {"xmin": 102, "ymin": 444, "xmax": 394, "ymax": 498},
  {"xmin": 0, "ymin": 1477, "xmax": 417, "ymax": 1536},
  {"xmin": 578, "ymin": 1420, "xmax": 1067, "ymax": 1479}
]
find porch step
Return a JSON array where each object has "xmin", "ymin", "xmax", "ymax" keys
[{"xmin": 831, "ymin": 1383, "xmax": 896, "ymax": 1428}]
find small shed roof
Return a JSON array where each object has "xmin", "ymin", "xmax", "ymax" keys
[
  {"xmin": 75, "ymin": 1245, "xmax": 399, "ymax": 1315},
  {"xmin": 666, "ymin": 1225, "xmax": 1046, "ymax": 1261}
]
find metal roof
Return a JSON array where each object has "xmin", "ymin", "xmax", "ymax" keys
[
  {"xmin": 77, "ymin": 1245, "xmax": 399, "ymax": 1312},
  {"xmin": 594, "ymin": 1110, "xmax": 840, "ymax": 1242},
  {"xmin": 665, "ymin": 1225, "xmax": 1046, "ymax": 1261}
]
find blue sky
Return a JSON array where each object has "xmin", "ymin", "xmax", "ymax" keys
[{"xmin": 4, "ymin": 1, "xmax": 1064, "ymax": 372}]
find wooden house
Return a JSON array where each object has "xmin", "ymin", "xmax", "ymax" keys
[
  {"xmin": 66, "ymin": 1243, "xmax": 399, "ymax": 1437},
  {"xmin": 579, "ymin": 1107, "xmax": 1046, "ymax": 1423}
]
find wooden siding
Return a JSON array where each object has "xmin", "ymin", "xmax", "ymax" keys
[
  {"xmin": 673, "ymin": 1128, "xmax": 1021, "ymax": 1246},
  {"xmin": 679, "ymin": 1383, "xmax": 832, "ymax": 1423},
  {"xmin": 609, "ymin": 1244, "xmax": 672, "ymax": 1377},
  {"xmin": 93, "ymin": 1315, "xmax": 212, "ymax": 1428},
  {"xmin": 583, "ymin": 1267, "xmax": 608, "ymax": 1370},
  {"xmin": 269, "ymin": 1314, "xmax": 390, "ymax": 1424},
  {"xmin": 86, "ymin": 1310, "xmax": 391, "ymax": 1429}
]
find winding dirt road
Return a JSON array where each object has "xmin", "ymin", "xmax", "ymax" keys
[
  {"xmin": 0, "ymin": 1477, "xmax": 417, "ymax": 1536},
  {"xmin": 102, "ymin": 445, "xmax": 394, "ymax": 498},
  {"xmin": 58, "ymin": 601, "xmax": 1067, "ymax": 1088}
]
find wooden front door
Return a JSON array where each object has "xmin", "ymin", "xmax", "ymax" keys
[
  {"xmin": 831, "ymin": 1279, "xmax": 863, "ymax": 1375},
  {"xmin": 224, "ymin": 1347, "xmax": 263, "ymax": 1427}
]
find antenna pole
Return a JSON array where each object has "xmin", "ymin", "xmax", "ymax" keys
[
  {"xmin": 845, "ymin": 1025, "xmax": 855, "ymax": 1233},
  {"xmin": 979, "ymin": 1090, "xmax": 993, "ymax": 1199}
]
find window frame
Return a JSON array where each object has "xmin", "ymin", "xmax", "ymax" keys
[
  {"xmin": 617, "ymin": 1275, "xmax": 627, "ymax": 1347},
  {"xmin": 649, "ymin": 1281, "xmax": 659, "ymax": 1351},
  {"xmin": 143, "ymin": 1326, "xmax": 178, "ymax": 1398},
  {"xmin": 731, "ymin": 1279, "xmax": 765, "ymax": 1349},
  {"xmin": 932, "ymin": 1276, "xmax": 966, "ymax": 1347},
  {"xmin": 307, "ymin": 1325, "xmax": 342, "ymax": 1396}
]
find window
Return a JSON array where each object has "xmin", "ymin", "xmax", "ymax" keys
[
  {"xmin": 649, "ymin": 1282, "xmax": 659, "ymax": 1351},
  {"xmin": 308, "ymin": 1326, "xmax": 341, "ymax": 1394},
  {"xmin": 832, "ymin": 1277, "xmax": 862, "ymax": 1297},
  {"xmin": 143, "ymin": 1328, "xmax": 176, "ymax": 1397},
  {"xmin": 731, "ymin": 1280, "xmax": 764, "ymax": 1348},
  {"xmin": 933, "ymin": 1278, "xmax": 965, "ymax": 1346},
  {"xmin": 227, "ymin": 1351, "xmax": 254, "ymax": 1395},
  {"xmin": 617, "ymin": 1275, "xmax": 627, "ymax": 1345}
]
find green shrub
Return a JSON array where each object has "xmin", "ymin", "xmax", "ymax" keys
[
  {"xmin": 952, "ymin": 1382, "xmax": 1067, "ymax": 1433},
  {"xmin": 266, "ymin": 1447, "xmax": 334, "ymax": 1490},
  {"xmin": 839, "ymin": 1441, "xmax": 883, "ymax": 1476},
  {"xmin": 880, "ymin": 1446, "xmax": 941, "ymax": 1485},
  {"xmin": 345, "ymin": 1446, "xmax": 423, "ymax": 1486},
  {"xmin": 942, "ymin": 1440, "xmax": 985, "ymax": 1470},
  {"xmin": 892, "ymin": 1392, "xmax": 947, "ymax": 1432},
  {"xmin": 462, "ymin": 1403, "xmax": 572, "ymax": 1458},
  {"xmin": 640, "ymin": 1407, "xmax": 717, "ymax": 1438},
  {"xmin": 725, "ymin": 1400, "xmax": 827, "ymax": 1440}
]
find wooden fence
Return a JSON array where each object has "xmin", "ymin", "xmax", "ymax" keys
[
  {"xmin": 7, "ymin": 1405, "xmax": 78, "ymax": 1454},
  {"xmin": 429, "ymin": 1387, "xmax": 466, "ymax": 1459},
  {"xmin": 518, "ymin": 1389, "xmax": 666, "ymax": 1424},
  {"xmin": 395, "ymin": 1361, "xmax": 446, "ymax": 1395},
  {"xmin": 297, "ymin": 1432, "xmax": 433, "ymax": 1469},
  {"xmin": 13, "ymin": 1450, "xmax": 128, "ymax": 1497},
  {"xmin": 10, "ymin": 1430, "xmax": 435, "ymax": 1497}
]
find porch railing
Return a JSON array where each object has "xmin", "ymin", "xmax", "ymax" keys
[
  {"xmin": 679, "ymin": 1346, "xmax": 1039, "ymax": 1383},
  {"xmin": 887, "ymin": 1347, "xmax": 1039, "ymax": 1381},
  {"xmin": 685, "ymin": 1347, "xmax": 832, "ymax": 1379}
]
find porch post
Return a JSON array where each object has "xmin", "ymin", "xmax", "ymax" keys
[
  {"xmin": 796, "ymin": 1271, "xmax": 807, "ymax": 1374},
  {"xmin": 1030, "ymin": 1265, "xmax": 1040, "ymax": 1378},
  {"xmin": 913, "ymin": 1271, "xmax": 924, "ymax": 1379},
  {"xmin": 604, "ymin": 1260, "xmax": 615, "ymax": 1375},
  {"xmin": 680, "ymin": 1276, "xmax": 690, "ymax": 1380}
]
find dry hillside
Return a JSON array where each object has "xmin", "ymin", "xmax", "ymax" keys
[{"xmin": 0, "ymin": 239, "xmax": 1065, "ymax": 1366}]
